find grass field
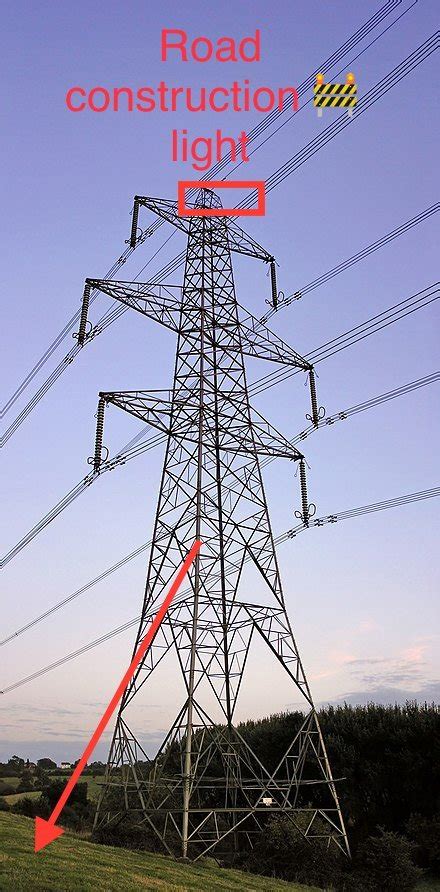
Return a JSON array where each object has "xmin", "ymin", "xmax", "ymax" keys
[
  {"xmin": 1, "ymin": 813, "xmax": 439, "ymax": 891},
  {"xmin": 39, "ymin": 775, "xmax": 105, "ymax": 800},
  {"xmin": 2, "ymin": 790, "xmax": 41, "ymax": 805},
  {"xmin": 0, "ymin": 777, "xmax": 21, "ymax": 789},
  {"xmin": 1, "ymin": 776, "xmax": 104, "ymax": 806},
  {"xmin": 0, "ymin": 813, "xmax": 318, "ymax": 891}
]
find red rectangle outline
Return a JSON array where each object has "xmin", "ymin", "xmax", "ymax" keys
[{"xmin": 177, "ymin": 180, "xmax": 265, "ymax": 217}]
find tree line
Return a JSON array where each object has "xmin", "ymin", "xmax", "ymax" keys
[{"xmin": 2, "ymin": 702, "xmax": 439, "ymax": 890}]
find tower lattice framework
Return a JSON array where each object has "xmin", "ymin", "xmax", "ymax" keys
[{"xmin": 85, "ymin": 188, "xmax": 349, "ymax": 860}]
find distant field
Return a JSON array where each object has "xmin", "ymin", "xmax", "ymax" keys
[
  {"xmin": 3, "ymin": 790, "xmax": 41, "ymax": 805},
  {"xmin": 0, "ymin": 777, "xmax": 21, "ymax": 789},
  {"xmin": 44, "ymin": 775, "xmax": 105, "ymax": 800},
  {"xmin": 1, "ymin": 775, "xmax": 104, "ymax": 806},
  {"xmin": 84, "ymin": 777, "xmax": 105, "ymax": 799},
  {"xmin": 0, "ymin": 812, "xmax": 318, "ymax": 891}
]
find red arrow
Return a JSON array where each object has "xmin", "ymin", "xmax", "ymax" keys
[{"xmin": 34, "ymin": 539, "xmax": 202, "ymax": 853}]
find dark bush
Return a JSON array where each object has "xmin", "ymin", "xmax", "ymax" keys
[
  {"xmin": 406, "ymin": 812, "xmax": 440, "ymax": 874},
  {"xmin": 42, "ymin": 779, "xmax": 88, "ymax": 808},
  {"xmin": 39, "ymin": 780, "xmax": 92, "ymax": 831},
  {"xmin": 242, "ymin": 816, "xmax": 344, "ymax": 886},
  {"xmin": 86, "ymin": 762, "xmax": 106, "ymax": 776},
  {"xmin": 11, "ymin": 796, "xmax": 41, "ymax": 818},
  {"xmin": 36, "ymin": 758, "xmax": 57, "ymax": 770},
  {"xmin": 350, "ymin": 830, "xmax": 423, "ymax": 891},
  {"xmin": 16, "ymin": 780, "xmax": 34, "ymax": 794},
  {"xmin": 0, "ymin": 797, "xmax": 10, "ymax": 811},
  {"xmin": 8, "ymin": 756, "xmax": 24, "ymax": 771},
  {"xmin": 0, "ymin": 763, "xmax": 22, "ymax": 778},
  {"xmin": 4, "ymin": 703, "xmax": 439, "ymax": 886},
  {"xmin": 93, "ymin": 821, "xmax": 154, "ymax": 852}
]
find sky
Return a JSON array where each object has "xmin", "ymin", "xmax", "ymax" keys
[{"xmin": 1, "ymin": 0, "xmax": 439, "ymax": 763}]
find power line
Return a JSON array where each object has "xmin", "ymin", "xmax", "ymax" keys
[
  {"xmin": 212, "ymin": 0, "xmax": 408, "ymax": 172},
  {"xmin": 2, "ymin": 284, "xmax": 437, "ymax": 568},
  {"xmin": 279, "ymin": 486, "xmax": 440, "ymax": 542},
  {"xmin": 0, "ymin": 541, "xmax": 151, "ymax": 648},
  {"xmin": 3, "ymin": 192, "xmax": 437, "ymax": 450},
  {"xmin": 2, "ymin": 0, "xmax": 405, "ymax": 421},
  {"xmin": 259, "ymin": 202, "xmax": 439, "ymax": 323},
  {"xmin": 248, "ymin": 284, "xmax": 440, "ymax": 398},
  {"xmin": 1, "ymin": 4, "xmax": 421, "ymax": 442},
  {"xmin": 2, "ymin": 368, "xmax": 438, "ymax": 645},
  {"xmin": 0, "ymin": 425, "xmax": 166, "ymax": 569},
  {"xmin": 105, "ymin": 3, "xmax": 409, "ymax": 255},
  {"xmin": 240, "ymin": 33, "xmax": 439, "ymax": 204},
  {"xmin": 2, "ymin": 23, "xmax": 437, "ymax": 630},
  {"xmin": 0, "ymin": 246, "xmax": 185, "ymax": 447},
  {"xmin": 2, "ymin": 483, "xmax": 438, "ymax": 695},
  {"xmin": 84, "ymin": 286, "xmax": 440, "ymax": 464},
  {"xmin": 0, "ymin": 8, "xmax": 440, "ymax": 824},
  {"xmin": 222, "ymin": 0, "xmax": 418, "ymax": 182},
  {"xmin": 314, "ymin": 371, "xmax": 440, "ymax": 426},
  {"xmin": 111, "ymin": 361, "xmax": 440, "ymax": 467}
]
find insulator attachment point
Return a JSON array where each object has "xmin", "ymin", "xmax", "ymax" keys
[
  {"xmin": 307, "ymin": 368, "xmax": 325, "ymax": 427},
  {"xmin": 73, "ymin": 320, "xmax": 92, "ymax": 342},
  {"xmin": 77, "ymin": 283, "xmax": 91, "ymax": 346},
  {"xmin": 269, "ymin": 259, "xmax": 278, "ymax": 310},
  {"xmin": 93, "ymin": 397, "xmax": 106, "ymax": 473},
  {"xmin": 130, "ymin": 198, "xmax": 140, "ymax": 248},
  {"xmin": 296, "ymin": 458, "xmax": 315, "ymax": 527}
]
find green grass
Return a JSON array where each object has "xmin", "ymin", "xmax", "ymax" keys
[
  {"xmin": 78, "ymin": 776, "xmax": 105, "ymax": 800},
  {"xmin": 0, "ymin": 777, "xmax": 21, "ymax": 789},
  {"xmin": 2, "ymin": 776, "xmax": 104, "ymax": 807},
  {"xmin": 1, "ymin": 812, "xmax": 438, "ymax": 891},
  {"xmin": 3, "ymin": 790, "xmax": 41, "ymax": 805},
  {"xmin": 47, "ymin": 775, "xmax": 105, "ymax": 800},
  {"xmin": 0, "ymin": 812, "xmax": 318, "ymax": 891}
]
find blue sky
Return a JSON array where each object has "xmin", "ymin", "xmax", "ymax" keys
[{"xmin": 1, "ymin": 0, "xmax": 439, "ymax": 762}]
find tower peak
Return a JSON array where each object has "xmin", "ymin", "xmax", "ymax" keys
[{"xmin": 194, "ymin": 187, "xmax": 223, "ymax": 209}]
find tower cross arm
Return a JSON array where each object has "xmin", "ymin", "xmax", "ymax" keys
[
  {"xmin": 225, "ymin": 220, "xmax": 273, "ymax": 261},
  {"xmin": 238, "ymin": 304, "xmax": 310, "ymax": 370},
  {"xmin": 131, "ymin": 194, "xmax": 273, "ymax": 262},
  {"xmin": 134, "ymin": 196, "xmax": 190, "ymax": 238},
  {"xmin": 100, "ymin": 391, "xmax": 174, "ymax": 437},
  {"xmin": 99, "ymin": 390, "xmax": 303, "ymax": 461},
  {"xmin": 212, "ymin": 402, "xmax": 304, "ymax": 461},
  {"xmin": 86, "ymin": 279, "xmax": 182, "ymax": 333}
]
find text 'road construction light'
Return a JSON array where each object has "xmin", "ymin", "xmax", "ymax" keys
[
  {"xmin": 77, "ymin": 282, "xmax": 91, "ymax": 346},
  {"xmin": 130, "ymin": 197, "xmax": 140, "ymax": 248},
  {"xmin": 295, "ymin": 458, "xmax": 316, "ymax": 527},
  {"xmin": 92, "ymin": 396, "xmax": 106, "ymax": 473},
  {"xmin": 314, "ymin": 71, "xmax": 357, "ymax": 117},
  {"xmin": 306, "ymin": 367, "xmax": 325, "ymax": 427}
]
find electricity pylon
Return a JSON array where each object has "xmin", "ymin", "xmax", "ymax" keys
[{"xmin": 83, "ymin": 188, "xmax": 348, "ymax": 860}]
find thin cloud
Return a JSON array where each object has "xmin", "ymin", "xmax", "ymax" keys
[
  {"xmin": 326, "ymin": 680, "xmax": 440, "ymax": 707},
  {"xmin": 346, "ymin": 658, "xmax": 389, "ymax": 667}
]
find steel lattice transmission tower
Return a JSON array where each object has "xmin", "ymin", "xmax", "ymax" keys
[{"xmin": 81, "ymin": 188, "xmax": 349, "ymax": 861}]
